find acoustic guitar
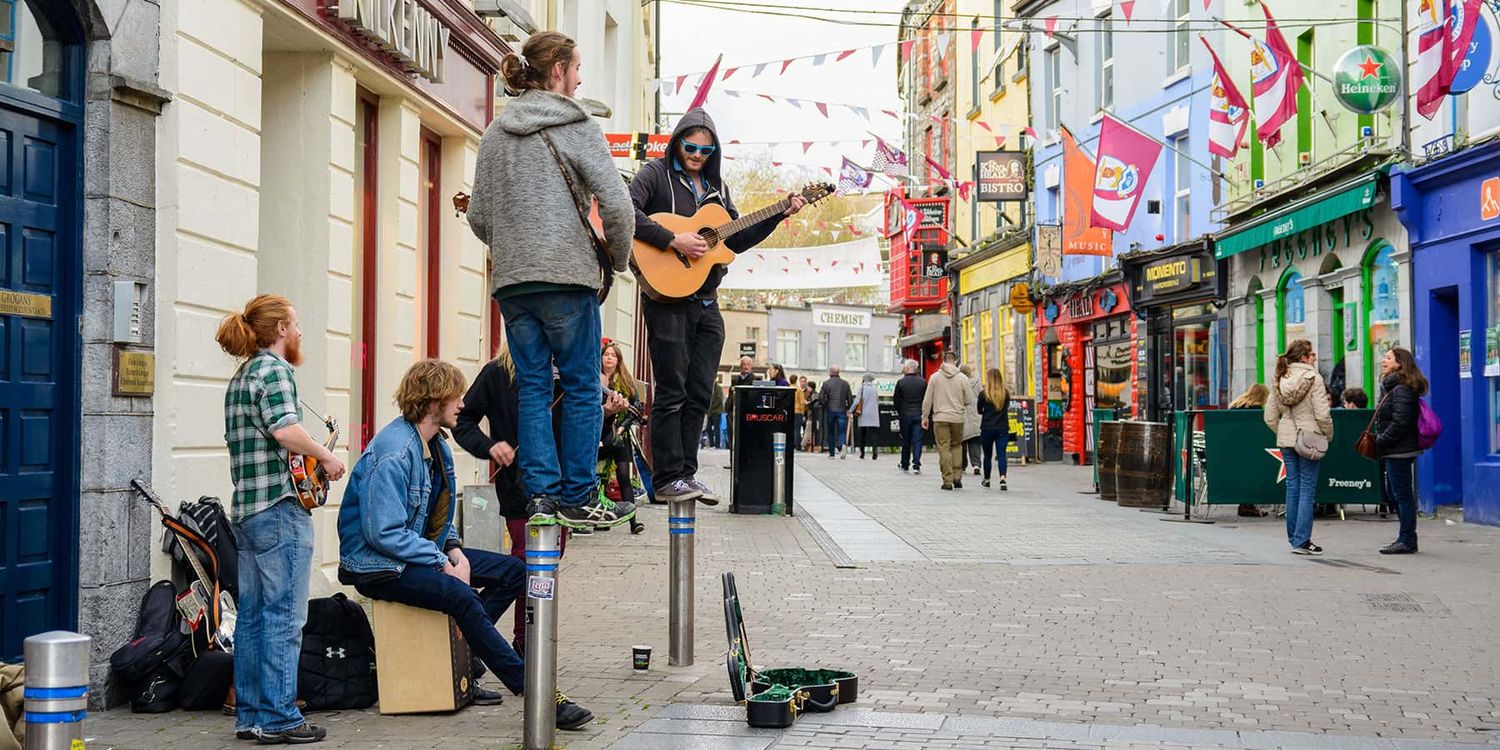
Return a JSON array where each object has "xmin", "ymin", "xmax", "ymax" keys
[{"xmin": 632, "ymin": 182, "xmax": 836, "ymax": 301}]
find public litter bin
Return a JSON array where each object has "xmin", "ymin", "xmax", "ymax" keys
[{"xmin": 730, "ymin": 385, "xmax": 796, "ymax": 515}]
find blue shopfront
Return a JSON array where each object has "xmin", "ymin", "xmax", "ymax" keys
[{"xmin": 1392, "ymin": 141, "xmax": 1500, "ymax": 526}]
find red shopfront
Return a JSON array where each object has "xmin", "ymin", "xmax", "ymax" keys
[
  {"xmin": 1036, "ymin": 278, "xmax": 1137, "ymax": 464},
  {"xmin": 886, "ymin": 192, "xmax": 952, "ymax": 376}
]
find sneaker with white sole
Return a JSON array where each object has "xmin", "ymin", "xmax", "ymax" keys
[
  {"xmin": 656, "ymin": 479, "xmax": 703, "ymax": 503},
  {"xmin": 1291, "ymin": 541, "xmax": 1323, "ymax": 556},
  {"xmin": 686, "ymin": 478, "xmax": 720, "ymax": 506},
  {"xmin": 254, "ymin": 723, "xmax": 326, "ymax": 745},
  {"xmin": 556, "ymin": 497, "xmax": 636, "ymax": 529}
]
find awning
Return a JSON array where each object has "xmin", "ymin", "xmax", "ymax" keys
[
  {"xmin": 899, "ymin": 329, "xmax": 945, "ymax": 348},
  {"xmin": 1213, "ymin": 172, "xmax": 1380, "ymax": 259}
]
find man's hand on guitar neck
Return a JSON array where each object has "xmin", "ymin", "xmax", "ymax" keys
[
  {"xmin": 784, "ymin": 193, "xmax": 809, "ymax": 217},
  {"xmin": 272, "ymin": 424, "xmax": 348, "ymax": 481},
  {"xmin": 670, "ymin": 231, "xmax": 709, "ymax": 259}
]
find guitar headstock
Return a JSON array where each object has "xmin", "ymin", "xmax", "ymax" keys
[{"xmin": 801, "ymin": 182, "xmax": 837, "ymax": 206}]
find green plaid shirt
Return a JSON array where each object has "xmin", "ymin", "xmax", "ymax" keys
[{"xmin": 224, "ymin": 350, "xmax": 302, "ymax": 523}]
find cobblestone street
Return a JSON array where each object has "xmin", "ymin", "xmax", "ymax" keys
[{"xmin": 89, "ymin": 450, "xmax": 1500, "ymax": 749}]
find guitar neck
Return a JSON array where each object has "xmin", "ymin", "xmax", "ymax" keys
[
  {"xmin": 180, "ymin": 537, "xmax": 215, "ymax": 593},
  {"xmin": 717, "ymin": 198, "xmax": 790, "ymax": 243}
]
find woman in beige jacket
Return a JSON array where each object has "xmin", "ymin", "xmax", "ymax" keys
[{"xmin": 1263, "ymin": 339, "xmax": 1334, "ymax": 556}]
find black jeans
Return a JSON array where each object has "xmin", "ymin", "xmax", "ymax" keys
[
  {"xmin": 980, "ymin": 428, "xmax": 1010, "ymax": 480},
  {"xmin": 1383, "ymin": 456, "xmax": 1418, "ymax": 546},
  {"xmin": 898, "ymin": 415, "xmax": 923, "ymax": 469},
  {"xmin": 355, "ymin": 548, "xmax": 526, "ymax": 694},
  {"xmin": 858, "ymin": 426, "xmax": 880, "ymax": 457},
  {"xmin": 642, "ymin": 296, "xmax": 725, "ymax": 490}
]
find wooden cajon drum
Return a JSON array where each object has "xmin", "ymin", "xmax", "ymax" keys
[{"xmin": 372, "ymin": 600, "xmax": 474, "ymax": 714}]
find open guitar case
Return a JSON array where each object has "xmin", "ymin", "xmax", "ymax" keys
[{"xmin": 722, "ymin": 571, "xmax": 858, "ymax": 728}]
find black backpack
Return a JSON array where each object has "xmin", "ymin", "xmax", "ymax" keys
[
  {"xmin": 109, "ymin": 580, "xmax": 193, "ymax": 712},
  {"xmin": 298, "ymin": 594, "xmax": 377, "ymax": 710},
  {"xmin": 164, "ymin": 496, "xmax": 239, "ymax": 599}
]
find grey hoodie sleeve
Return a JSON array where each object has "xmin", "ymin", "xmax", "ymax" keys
[
  {"xmin": 573, "ymin": 121, "xmax": 635, "ymax": 272},
  {"xmin": 467, "ymin": 119, "xmax": 503, "ymax": 248}
]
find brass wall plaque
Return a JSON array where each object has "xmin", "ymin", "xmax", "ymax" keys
[
  {"xmin": 113, "ymin": 350, "xmax": 156, "ymax": 397},
  {"xmin": 0, "ymin": 290, "xmax": 52, "ymax": 319}
]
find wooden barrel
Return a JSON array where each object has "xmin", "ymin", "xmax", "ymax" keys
[
  {"xmin": 1097, "ymin": 421, "xmax": 1123, "ymax": 503},
  {"xmin": 1115, "ymin": 421, "xmax": 1171, "ymax": 508}
]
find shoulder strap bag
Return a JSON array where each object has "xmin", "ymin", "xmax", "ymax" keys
[
  {"xmin": 537, "ymin": 129, "xmax": 614, "ymax": 304},
  {"xmin": 1354, "ymin": 391, "xmax": 1391, "ymax": 460}
]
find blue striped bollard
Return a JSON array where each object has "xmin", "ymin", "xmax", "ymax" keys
[
  {"xmin": 668, "ymin": 498, "xmax": 695, "ymax": 666},
  {"xmin": 522, "ymin": 523, "xmax": 561, "ymax": 750},
  {"xmin": 23, "ymin": 631, "xmax": 90, "ymax": 750}
]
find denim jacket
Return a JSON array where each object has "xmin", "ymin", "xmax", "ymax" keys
[{"xmin": 338, "ymin": 417, "xmax": 460, "ymax": 574}]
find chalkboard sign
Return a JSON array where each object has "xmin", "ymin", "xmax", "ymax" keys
[{"xmin": 1007, "ymin": 397, "xmax": 1036, "ymax": 462}]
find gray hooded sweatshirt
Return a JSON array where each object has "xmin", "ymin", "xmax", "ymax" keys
[{"xmin": 468, "ymin": 90, "xmax": 634, "ymax": 296}]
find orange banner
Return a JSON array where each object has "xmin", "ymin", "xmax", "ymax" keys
[
  {"xmin": 606, "ymin": 132, "xmax": 633, "ymax": 159},
  {"xmin": 1061, "ymin": 128, "xmax": 1113, "ymax": 257}
]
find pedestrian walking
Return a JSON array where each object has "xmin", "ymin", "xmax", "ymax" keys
[
  {"xmin": 959, "ymin": 364, "xmax": 982, "ymax": 475},
  {"xmin": 468, "ymin": 31, "xmax": 637, "ymax": 530},
  {"xmin": 705, "ymin": 382, "xmax": 724, "ymax": 449},
  {"xmin": 893, "ymin": 359, "xmax": 926, "ymax": 474},
  {"xmin": 1373, "ymin": 347, "xmax": 1428, "ymax": 555},
  {"xmin": 820, "ymin": 366, "xmax": 853, "ymax": 458},
  {"xmin": 922, "ymin": 351, "xmax": 973, "ymax": 490},
  {"xmin": 1263, "ymin": 339, "xmax": 1333, "ymax": 556},
  {"xmin": 853, "ymin": 373, "xmax": 881, "ymax": 459},
  {"xmin": 794, "ymin": 376, "xmax": 809, "ymax": 450},
  {"xmin": 805, "ymin": 380, "xmax": 823, "ymax": 452},
  {"xmin": 1228, "ymin": 383, "xmax": 1271, "ymax": 518},
  {"xmin": 976, "ymin": 368, "xmax": 1010, "ymax": 490}
]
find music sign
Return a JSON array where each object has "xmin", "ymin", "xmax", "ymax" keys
[{"xmin": 975, "ymin": 151, "xmax": 1027, "ymax": 202}]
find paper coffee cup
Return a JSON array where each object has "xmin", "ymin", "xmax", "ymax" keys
[{"xmin": 632, "ymin": 645, "xmax": 652, "ymax": 671}]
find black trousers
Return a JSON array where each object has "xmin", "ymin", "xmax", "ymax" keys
[{"xmin": 642, "ymin": 296, "xmax": 725, "ymax": 491}]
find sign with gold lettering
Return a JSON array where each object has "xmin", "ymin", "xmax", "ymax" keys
[
  {"xmin": 113, "ymin": 350, "xmax": 156, "ymax": 397},
  {"xmin": 1136, "ymin": 251, "xmax": 1219, "ymax": 303},
  {"xmin": 0, "ymin": 290, "xmax": 51, "ymax": 319},
  {"xmin": 333, "ymin": 0, "xmax": 451, "ymax": 82}
]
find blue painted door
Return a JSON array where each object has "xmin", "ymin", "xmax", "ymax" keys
[{"xmin": 0, "ymin": 100, "xmax": 79, "ymax": 660}]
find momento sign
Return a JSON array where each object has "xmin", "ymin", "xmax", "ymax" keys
[
  {"xmin": 335, "ymin": 0, "xmax": 451, "ymax": 82},
  {"xmin": 1137, "ymin": 252, "xmax": 1218, "ymax": 302},
  {"xmin": 975, "ymin": 151, "xmax": 1028, "ymax": 202},
  {"xmin": 812, "ymin": 307, "xmax": 872, "ymax": 329},
  {"xmin": 1331, "ymin": 45, "xmax": 1400, "ymax": 114}
]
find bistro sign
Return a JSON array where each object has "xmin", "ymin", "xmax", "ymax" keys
[
  {"xmin": 975, "ymin": 151, "xmax": 1028, "ymax": 202},
  {"xmin": 335, "ymin": 0, "xmax": 451, "ymax": 82}
]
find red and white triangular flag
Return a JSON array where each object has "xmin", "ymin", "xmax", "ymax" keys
[
  {"xmin": 837, "ymin": 49, "xmax": 857, "ymax": 62},
  {"xmin": 1120, "ymin": 0, "xmax": 1134, "ymax": 22},
  {"xmin": 781, "ymin": 58, "xmax": 796, "ymax": 74},
  {"xmin": 901, "ymin": 40, "xmax": 916, "ymax": 61},
  {"xmin": 802, "ymin": 142, "xmax": 814, "ymax": 154},
  {"xmin": 971, "ymin": 28, "xmax": 984, "ymax": 52},
  {"xmin": 815, "ymin": 102, "xmax": 829, "ymax": 118},
  {"xmin": 1044, "ymin": 16, "xmax": 1058, "ymax": 38},
  {"xmin": 723, "ymin": 67, "xmax": 739, "ymax": 80}
]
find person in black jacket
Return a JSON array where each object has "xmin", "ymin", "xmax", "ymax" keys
[
  {"xmin": 1374, "ymin": 347, "xmax": 1427, "ymax": 555},
  {"xmin": 975, "ymin": 368, "xmax": 1012, "ymax": 489},
  {"xmin": 892, "ymin": 359, "xmax": 927, "ymax": 473},
  {"xmin": 631, "ymin": 110, "xmax": 806, "ymax": 504}
]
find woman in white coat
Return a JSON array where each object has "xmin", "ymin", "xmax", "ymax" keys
[{"xmin": 853, "ymin": 373, "xmax": 883, "ymax": 459}]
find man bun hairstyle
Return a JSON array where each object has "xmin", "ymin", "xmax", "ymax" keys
[
  {"xmin": 500, "ymin": 31, "xmax": 576, "ymax": 94},
  {"xmin": 395, "ymin": 359, "xmax": 467, "ymax": 423},
  {"xmin": 215, "ymin": 294, "xmax": 294, "ymax": 360}
]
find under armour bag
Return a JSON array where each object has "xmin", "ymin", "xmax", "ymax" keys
[
  {"xmin": 298, "ymin": 593, "xmax": 377, "ymax": 710},
  {"xmin": 110, "ymin": 580, "xmax": 193, "ymax": 713}
]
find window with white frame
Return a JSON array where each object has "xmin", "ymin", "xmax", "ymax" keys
[
  {"xmin": 846, "ymin": 334, "xmax": 869, "ymax": 371},
  {"xmin": 884, "ymin": 336, "xmax": 899, "ymax": 371},
  {"xmin": 992, "ymin": 0, "xmax": 1005, "ymax": 90},
  {"xmin": 1171, "ymin": 0, "xmax": 1190, "ymax": 72},
  {"xmin": 1174, "ymin": 136, "xmax": 1191, "ymax": 242},
  {"xmin": 776, "ymin": 329, "xmax": 801, "ymax": 368},
  {"xmin": 816, "ymin": 332, "xmax": 830, "ymax": 370},
  {"xmin": 1046, "ymin": 46, "xmax": 1062, "ymax": 131},
  {"xmin": 1097, "ymin": 11, "xmax": 1113, "ymax": 110}
]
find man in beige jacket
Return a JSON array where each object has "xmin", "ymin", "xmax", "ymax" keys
[{"xmin": 921, "ymin": 351, "xmax": 973, "ymax": 490}]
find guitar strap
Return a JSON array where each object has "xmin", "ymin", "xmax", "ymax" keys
[
  {"xmin": 537, "ymin": 129, "xmax": 614, "ymax": 303},
  {"xmin": 161, "ymin": 514, "xmax": 223, "ymax": 633}
]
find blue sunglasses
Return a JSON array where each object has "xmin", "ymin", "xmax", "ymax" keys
[{"xmin": 682, "ymin": 143, "xmax": 717, "ymax": 156}]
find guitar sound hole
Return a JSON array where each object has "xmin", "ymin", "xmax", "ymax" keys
[{"xmin": 699, "ymin": 228, "xmax": 720, "ymax": 248}]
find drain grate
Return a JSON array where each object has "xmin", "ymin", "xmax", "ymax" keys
[{"xmin": 1361, "ymin": 592, "xmax": 1424, "ymax": 613}]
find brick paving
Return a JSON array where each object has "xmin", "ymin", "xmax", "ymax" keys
[{"xmin": 87, "ymin": 448, "xmax": 1500, "ymax": 749}]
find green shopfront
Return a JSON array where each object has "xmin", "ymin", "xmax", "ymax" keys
[{"xmin": 1220, "ymin": 170, "xmax": 1410, "ymax": 400}]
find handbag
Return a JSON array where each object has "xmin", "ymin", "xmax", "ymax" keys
[
  {"xmin": 1354, "ymin": 391, "xmax": 1390, "ymax": 460},
  {"xmin": 1294, "ymin": 428, "xmax": 1329, "ymax": 461},
  {"xmin": 537, "ymin": 129, "xmax": 614, "ymax": 304}
]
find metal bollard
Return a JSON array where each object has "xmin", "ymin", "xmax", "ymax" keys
[
  {"xmin": 771, "ymin": 432, "xmax": 788, "ymax": 516},
  {"xmin": 23, "ymin": 631, "xmax": 91, "ymax": 750},
  {"xmin": 523, "ymin": 523, "xmax": 561, "ymax": 750},
  {"xmin": 668, "ymin": 498, "xmax": 695, "ymax": 666}
]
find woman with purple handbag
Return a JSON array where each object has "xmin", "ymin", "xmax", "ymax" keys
[{"xmin": 1371, "ymin": 347, "xmax": 1430, "ymax": 555}]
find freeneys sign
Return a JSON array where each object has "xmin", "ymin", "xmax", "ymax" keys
[
  {"xmin": 812, "ymin": 307, "xmax": 872, "ymax": 329},
  {"xmin": 335, "ymin": 0, "xmax": 451, "ymax": 82}
]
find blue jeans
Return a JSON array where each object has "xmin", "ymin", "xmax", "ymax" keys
[
  {"xmin": 898, "ymin": 415, "xmax": 923, "ymax": 469},
  {"xmin": 980, "ymin": 428, "xmax": 1009, "ymax": 480},
  {"xmin": 355, "ymin": 548, "xmax": 527, "ymax": 694},
  {"xmin": 826, "ymin": 411, "xmax": 848, "ymax": 454},
  {"xmin": 1383, "ymin": 457, "xmax": 1418, "ymax": 547},
  {"xmin": 232, "ymin": 499, "xmax": 313, "ymax": 733},
  {"xmin": 1281, "ymin": 450, "xmax": 1320, "ymax": 548},
  {"xmin": 501, "ymin": 290, "xmax": 603, "ymax": 507}
]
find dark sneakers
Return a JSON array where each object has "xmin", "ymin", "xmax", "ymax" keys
[
  {"xmin": 686, "ymin": 479, "xmax": 721, "ymax": 506},
  {"xmin": 656, "ymin": 480, "xmax": 703, "ymax": 503},
  {"xmin": 1291, "ymin": 542, "xmax": 1324, "ymax": 556},
  {"xmin": 473, "ymin": 685, "xmax": 506, "ymax": 706},
  {"xmin": 1380, "ymin": 542, "xmax": 1418, "ymax": 554},
  {"xmin": 254, "ymin": 723, "xmax": 327, "ymax": 745},
  {"xmin": 556, "ymin": 691, "xmax": 595, "ymax": 730}
]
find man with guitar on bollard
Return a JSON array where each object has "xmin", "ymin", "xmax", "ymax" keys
[
  {"xmin": 215, "ymin": 294, "xmax": 346, "ymax": 745},
  {"xmin": 628, "ymin": 107, "xmax": 830, "ymax": 504}
]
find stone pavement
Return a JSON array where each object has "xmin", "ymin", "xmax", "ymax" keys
[{"xmin": 87, "ymin": 449, "xmax": 1500, "ymax": 749}]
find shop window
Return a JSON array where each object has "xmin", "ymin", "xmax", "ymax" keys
[
  {"xmin": 979, "ymin": 308, "xmax": 994, "ymax": 374},
  {"xmin": 776, "ymin": 329, "xmax": 801, "ymax": 369},
  {"xmin": 1173, "ymin": 304, "xmax": 1223, "ymax": 410},
  {"xmin": 961, "ymin": 315, "xmax": 976, "ymax": 368},
  {"xmin": 847, "ymin": 334, "xmax": 869, "ymax": 371},
  {"xmin": 1277, "ymin": 269, "xmax": 1305, "ymax": 353},
  {"xmin": 1363, "ymin": 242, "xmax": 1400, "ymax": 390},
  {"xmin": 884, "ymin": 335, "xmax": 899, "ymax": 371},
  {"xmin": 816, "ymin": 331, "xmax": 830, "ymax": 370}
]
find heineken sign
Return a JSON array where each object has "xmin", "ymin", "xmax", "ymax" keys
[{"xmin": 1332, "ymin": 45, "xmax": 1400, "ymax": 114}]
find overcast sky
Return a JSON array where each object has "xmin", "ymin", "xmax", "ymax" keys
[{"xmin": 657, "ymin": 0, "xmax": 909, "ymax": 186}]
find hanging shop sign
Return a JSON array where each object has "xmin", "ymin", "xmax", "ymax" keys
[
  {"xmin": 1137, "ymin": 252, "xmax": 1219, "ymax": 303},
  {"xmin": 1331, "ymin": 45, "xmax": 1401, "ymax": 114},
  {"xmin": 1450, "ymin": 2, "xmax": 1494, "ymax": 95},
  {"xmin": 975, "ymin": 151, "xmax": 1028, "ymax": 202},
  {"xmin": 922, "ymin": 251, "xmax": 949, "ymax": 280},
  {"xmin": 915, "ymin": 199, "xmax": 949, "ymax": 228},
  {"xmin": 1009, "ymin": 283, "xmax": 1034, "ymax": 314},
  {"xmin": 1257, "ymin": 209, "xmax": 1375, "ymax": 273},
  {"xmin": 334, "ymin": 0, "xmax": 451, "ymax": 82}
]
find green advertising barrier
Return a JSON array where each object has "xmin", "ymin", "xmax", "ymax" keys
[
  {"xmin": 1199, "ymin": 409, "xmax": 1380, "ymax": 505},
  {"xmin": 1173, "ymin": 411, "xmax": 1193, "ymax": 504},
  {"xmin": 1090, "ymin": 408, "xmax": 1118, "ymax": 488}
]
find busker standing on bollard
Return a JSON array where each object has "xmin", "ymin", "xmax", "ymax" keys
[
  {"xmin": 468, "ymin": 31, "xmax": 637, "ymax": 531},
  {"xmin": 216, "ymin": 294, "xmax": 346, "ymax": 745},
  {"xmin": 922, "ymin": 351, "xmax": 973, "ymax": 491}
]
